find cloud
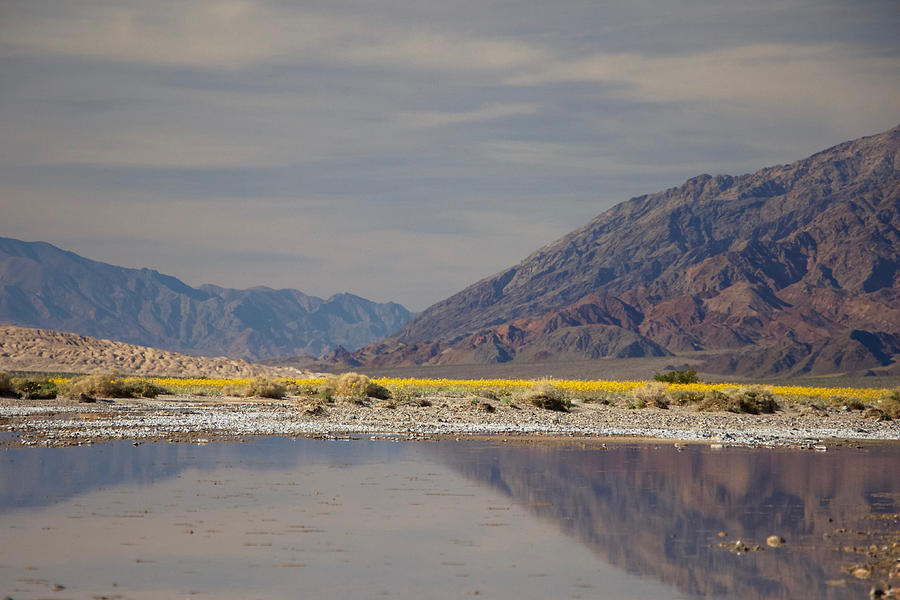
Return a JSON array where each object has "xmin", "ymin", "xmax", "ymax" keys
[
  {"xmin": 506, "ymin": 43, "xmax": 900, "ymax": 120},
  {"xmin": 398, "ymin": 103, "xmax": 539, "ymax": 129},
  {"xmin": 0, "ymin": 1, "xmax": 339, "ymax": 69},
  {"xmin": 336, "ymin": 33, "xmax": 544, "ymax": 72},
  {"xmin": 0, "ymin": 1, "xmax": 544, "ymax": 74}
]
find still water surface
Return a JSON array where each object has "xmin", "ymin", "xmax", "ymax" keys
[{"xmin": 1, "ymin": 438, "xmax": 898, "ymax": 599}]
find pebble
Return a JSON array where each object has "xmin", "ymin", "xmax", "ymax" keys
[{"xmin": 2, "ymin": 396, "xmax": 899, "ymax": 447}]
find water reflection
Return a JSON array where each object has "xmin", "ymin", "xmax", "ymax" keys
[
  {"xmin": 0, "ymin": 439, "xmax": 897, "ymax": 599},
  {"xmin": 0, "ymin": 438, "xmax": 407, "ymax": 512},
  {"xmin": 426, "ymin": 441, "xmax": 900, "ymax": 599}
]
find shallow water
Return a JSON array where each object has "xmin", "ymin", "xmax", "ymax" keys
[{"xmin": 1, "ymin": 438, "xmax": 898, "ymax": 599}]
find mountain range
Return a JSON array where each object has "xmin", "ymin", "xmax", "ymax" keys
[
  {"xmin": 3, "ymin": 125, "xmax": 898, "ymax": 377},
  {"xmin": 0, "ymin": 237, "xmax": 411, "ymax": 359},
  {"xmin": 340, "ymin": 125, "xmax": 900, "ymax": 376}
]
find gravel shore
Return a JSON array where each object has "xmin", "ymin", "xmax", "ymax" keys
[{"xmin": 3, "ymin": 394, "xmax": 900, "ymax": 448}]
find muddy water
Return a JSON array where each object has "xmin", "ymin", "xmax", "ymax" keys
[{"xmin": 0, "ymin": 438, "xmax": 898, "ymax": 599}]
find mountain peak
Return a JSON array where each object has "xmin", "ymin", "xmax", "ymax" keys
[{"xmin": 356, "ymin": 125, "xmax": 900, "ymax": 376}]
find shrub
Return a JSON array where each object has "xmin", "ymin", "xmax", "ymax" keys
[
  {"xmin": 580, "ymin": 392, "xmax": 616, "ymax": 405},
  {"xmin": 734, "ymin": 385, "xmax": 778, "ymax": 414},
  {"xmin": 319, "ymin": 373, "xmax": 391, "ymax": 404},
  {"xmin": 654, "ymin": 368, "xmax": 700, "ymax": 384},
  {"xmin": 365, "ymin": 381, "xmax": 392, "ymax": 401},
  {"xmin": 469, "ymin": 398, "xmax": 496, "ymax": 413},
  {"xmin": 125, "ymin": 379, "xmax": 166, "ymax": 398},
  {"xmin": 59, "ymin": 373, "xmax": 134, "ymax": 399},
  {"xmin": 669, "ymin": 390, "xmax": 705, "ymax": 406},
  {"xmin": 876, "ymin": 389, "xmax": 900, "ymax": 420},
  {"xmin": 823, "ymin": 395, "xmax": 866, "ymax": 410},
  {"xmin": 222, "ymin": 384, "xmax": 246, "ymax": 397},
  {"xmin": 632, "ymin": 382, "xmax": 670, "ymax": 409},
  {"xmin": 697, "ymin": 386, "xmax": 777, "ymax": 414},
  {"xmin": 846, "ymin": 399, "xmax": 866, "ymax": 411},
  {"xmin": 521, "ymin": 382, "xmax": 570, "ymax": 412},
  {"xmin": 245, "ymin": 377, "xmax": 287, "ymax": 399},
  {"xmin": 0, "ymin": 371, "xmax": 17, "ymax": 397},
  {"xmin": 14, "ymin": 377, "xmax": 59, "ymax": 399},
  {"xmin": 697, "ymin": 390, "xmax": 737, "ymax": 413}
]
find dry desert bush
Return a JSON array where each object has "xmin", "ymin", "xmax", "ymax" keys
[
  {"xmin": 318, "ymin": 372, "xmax": 391, "ymax": 404},
  {"xmin": 697, "ymin": 385, "xmax": 777, "ymax": 414},
  {"xmin": 631, "ymin": 382, "xmax": 670, "ymax": 409},
  {"xmin": 520, "ymin": 381, "xmax": 570, "ymax": 412},
  {"xmin": 875, "ymin": 389, "xmax": 900, "ymax": 419},
  {"xmin": 244, "ymin": 376, "xmax": 287, "ymax": 399},
  {"xmin": 0, "ymin": 371, "xmax": 15, "ymax": 397},
  {"xmin": 59, "ymin": 374, "xmax": 164, "ymax": 399}
]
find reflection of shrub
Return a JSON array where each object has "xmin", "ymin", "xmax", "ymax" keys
[
  {"xmin": 697, "ymin": 386, "xmax": 777, "ymax": 414},
  {"xmin": 632, "ymin": 382, "xmax": 669, "ymax": 409},
  {"xmin": 319, "ymin": 372, "xmax": 392, "ymax": 404},
  {"xmin": 521, "ymin": 382, "xmax": 570, "ymax": 412},
  {"xmin": 654, "ymin": 369, "xmax": 699, "ymax": 384},
  {"xmin": 0, "ymin": 371, "xmax": 17, "ymax": 397},
  {"xmin": 245, "ymin": 377, "xmax": 286, "ymax": 399}
]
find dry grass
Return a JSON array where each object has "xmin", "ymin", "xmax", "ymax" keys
[
  {"xmin": 520, "ymin": 381, "xmax": 570, "ymax": 412},
  {"xmin": 59, "ymin": 374, "xmax": 137, "ymax": 399},
  {"xmin": 245, "ymin": 376, "xmax": 287, "ymax": 399},
  {"xmin": 631, "ymin": 382, "xmax": 670, "ymax": 409},
  {"xmin": 875, "ymin": 389, "xmax": 900, "ymax": 419},
  {"xmin": 319, "ymin": 372, "xmax": 392, "ymax": 404},
  {"xmin": 0, "ymin": 371, "xmax": 15, "ymax": 397},
  {"xmin": 697, "ymin": 385, "xmax": 778, "ymax": 414}
]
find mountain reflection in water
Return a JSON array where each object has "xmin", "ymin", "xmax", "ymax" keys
[
  {"xmin": 1, "ymin": 438, "xmax": 897, "ymax": 599},
  {"xmin": 425, "ymin": 441, "xmax": 900, "ymax": 600}
]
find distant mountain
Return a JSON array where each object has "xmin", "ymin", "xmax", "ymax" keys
[
  {"xmin": 0, "ymin": 238, "xmax": 412, "ymax": 359},
  {"xmin": 348, "ymin": 125, "xmax": 900, "ymax": 376}
]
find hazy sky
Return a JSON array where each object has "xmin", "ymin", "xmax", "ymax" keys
[{"xmin": 1, "ymin": 1, "xmax": 898, "ymax": 310}]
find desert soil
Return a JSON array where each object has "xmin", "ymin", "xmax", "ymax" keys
[{"xmin": 2, "ymin": 394, "xmax": 898, "ymax": 448}]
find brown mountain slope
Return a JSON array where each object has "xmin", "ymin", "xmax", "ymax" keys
[
  {"xmin": 349, "ymin": 125, "xmax": 900, "ymax": 376},
  {"xmin": 0, "ymin": 325, "xmax": 311, "ymax": 378}
]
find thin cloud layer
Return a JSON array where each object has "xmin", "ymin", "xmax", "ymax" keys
[{"xmin": 1, "ymin": 0, "xmax": 898, "ymax": 310}]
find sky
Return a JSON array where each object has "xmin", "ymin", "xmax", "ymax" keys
[{"xmin": 1, "ymin": 1, "xmax": 898, "ymax": 311}]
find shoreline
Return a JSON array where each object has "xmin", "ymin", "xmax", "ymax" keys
[{"xmin": 3, "ymin": 394, "xmax": 900, "ymax": 449}]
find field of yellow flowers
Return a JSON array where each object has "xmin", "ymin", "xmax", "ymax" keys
[{"xmin": 102, "ymin": 375, "xmax": 892, "ymax": 404}]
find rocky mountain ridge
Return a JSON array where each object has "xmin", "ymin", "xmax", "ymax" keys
[
  {"xmin": 345, "ymin": 125, "xmax": 900, "ymax": 376},
  {"xmin": 0, "ymin": 238, "xmax": 412, "ymax": 359}
]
